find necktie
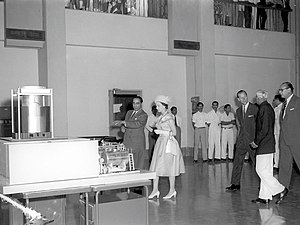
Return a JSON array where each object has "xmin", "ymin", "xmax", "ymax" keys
[
  {"xmin": 174, "ymin": 116, "xmax": 178, "ymax": 127},
  {"xmin": 130, "ymin": 111, "xmax": 136, "ymax": 119},
  {"xmin": 242, "ymin": 105, "xmax": 246, "ymax": 119},
  {"xmin": 281, "ymin": 100, "xmax": 287, "ymax": 119}
]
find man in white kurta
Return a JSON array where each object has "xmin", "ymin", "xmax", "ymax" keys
[
  {"xmin": 220, "ymin": 104, "xmax": 235, "ymax": 160},
  {"xmin": 206, "ymin": 101, "xmax": 222, "ymax": 161}
]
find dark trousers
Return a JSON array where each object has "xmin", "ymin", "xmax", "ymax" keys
[
  {"xmin": 230, "ymin": 145, "xmax": 256, "ymax": 185},
  {"xmin": 256, "ymin": 9, "xmax": 267, "ymax": 29},
  {"xmin": 281, "ymin": 11, "xmax": 289, "ymax": 32},
  {"xmin": 278, "ymin": 138, "xmax": 300, "ymax": 188},
  {"xmin": 244, "ymin": 6, "xmax": 252, "ymax": 28}
]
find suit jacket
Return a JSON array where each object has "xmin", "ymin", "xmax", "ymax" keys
[
  {"xmin": 280, "ymin": 95, "xmax": 300, "ymax": 146},
  {"xmin": 123, "ymin": 109, "xmax": 148, "ymax": 153},
  {"xmin": 254, "ymin": 101, "xmax": 275, "ymax": 155},
  {"xmin": 236, "ymin": 102, "xmax": 258, "ymax": 149}
]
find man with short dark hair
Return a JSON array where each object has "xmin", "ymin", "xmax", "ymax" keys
[
  {"xmin": 276, "ymin": 81, "xmax": 300, "ymax": 204},
  {"xmin": 206, "ymin": 101, "xmax": 222, "ymax": 161},
  {"xmin": 114, "ymin": 96, "xmax": 148, "ymax": 169},
  {"xmin": 220, "ymin": 104, "xmax": 235, "ymax": 161},
  {"xmin": 226, "ymin": 90, "xmax": 258, "ymax": 191},
  {"xmin": 192, "ymin": 102, "xmax": 208, "ymax": 163}
]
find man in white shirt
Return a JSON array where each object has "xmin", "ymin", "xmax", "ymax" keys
[
  {"xmin": 220, "ymin": 104, "xmax": 236, "ymax": 161},
  {"xmin": 206, "ymin": 101, "xmax": 222, "ymax": 162},
  {"xmin": 272, "ymin": 94, "xmax": 284, "ymax": 170},
  {"xmin": 192, "ymin": 102, "xmax": 207, "ymax": 163}
]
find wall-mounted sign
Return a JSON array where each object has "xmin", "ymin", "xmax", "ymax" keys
[
  {"xmin": 174, "ymin": 40, "xmax": 200, "ymax": 51},
  {"xmin": 4, "ymin": 0, "xmax": 45, "ymax": 48}
]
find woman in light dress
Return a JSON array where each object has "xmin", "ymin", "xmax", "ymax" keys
[{"xmin": 148, "ymin": 95, "xmax": 185, "ymax": 199}]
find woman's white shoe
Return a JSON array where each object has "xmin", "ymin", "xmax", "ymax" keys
[
  {"xmin": 163, "ymin": 191, "xmax": 177, "ymax": 199},
  {"xmin": 149, "ymin": 191, "xmax": 160, "ymax": 199}
]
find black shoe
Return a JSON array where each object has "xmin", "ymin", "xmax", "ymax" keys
[
  {"xmin": 193, "ymin": 160, "xmax": 198, "ymax": 164},
  {"xmin": 214, "ymin": 158, "xmax": 221, "ymax": 162},
  {"xmin": 251, "ymin": 198, "xmax": 270, "ymax": 204},
  {"xmin": 225, "ymin": 184, "xmax": 240, "ymax": 191},
  {"xmin": 228, "ymin": 158, "xmax": 233, "ymax": 162},
  {"xmin": 208, "ymin": 159, "xmax": 213, "ymax": 163},
  {"xmin": 202, "ymin": 159, "xmax": 208, "ymax": 163},
  {"xmin": 276, "ymin": 188, "xmax": 288, "ymax": 204}
]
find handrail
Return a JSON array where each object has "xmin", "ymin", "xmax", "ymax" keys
[
  {"xmin": 214, "ymin": 0, "xmax": 293, "ymax": 32},
  {"xmin": 65, "ymin": 0, "xmax": 168, "ymax": 19}
]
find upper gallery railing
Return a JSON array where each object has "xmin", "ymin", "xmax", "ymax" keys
[
  {"xmin": 214, "ymin": 0, "xmax": 293, "ymax": 32},
  {"xmin": 65, "ymin": 0, "xmax": 168, "ymax": 19}
]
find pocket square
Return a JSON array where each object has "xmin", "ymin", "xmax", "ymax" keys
[
  {"xmin": 290, "ymin": 108, "xmax": 295, "ymax": 111},
  {"xmin": 248, "ymin": 115, "xmax": 254, "ymax": 117}
]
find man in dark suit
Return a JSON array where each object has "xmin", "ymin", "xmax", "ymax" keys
[
  {"xmin": 226, "ymin": 90, "xmax": 258, "ymax": 191},
  {"xmin": 115, "ymin": 96, "xmax": 148, "ymax": 169},
  {"xmin": 281, "ymin": 0, "xmax": 291, "ymax": 32},
  {"xmin": 250, "ymin": 90, "xmax": 286, "ymax": 204},
  {"xmin": 277, "ymin": 82, "xmax": 300, "ymax": 203}
]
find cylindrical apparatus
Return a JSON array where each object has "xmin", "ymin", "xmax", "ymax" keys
[
  {"xmin": 21, "ymin": 87, "xmax": 47, "ymax": 133},
  {"xmin": 11, "ymin": 86, "xmax": 53, "ymax": 139}
]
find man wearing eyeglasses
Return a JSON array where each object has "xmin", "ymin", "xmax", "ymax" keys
[{"xmin": 276, "ymin": 82, "xmax": 300, "ymax": 204}]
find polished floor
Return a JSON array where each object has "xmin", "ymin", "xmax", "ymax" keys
[{"xmin": 66, "ymin": 157, "xmax": 300, "ymax": 225}]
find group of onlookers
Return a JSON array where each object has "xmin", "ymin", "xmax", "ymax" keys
[{"xmin": 192, "ymin": 101, "xmax": 236, "ymax": 163}]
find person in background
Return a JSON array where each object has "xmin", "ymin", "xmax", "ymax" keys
[
  {"xmin": 149, "ymin": 95, "xmax": 185, "ymax": 199},
  {"xmin": 256, "ymin": 0, "xmax": 267, "ymax": 30},
  {"xmin": 171, "ymin": 106, "xmax": 182, "ymax": 148},
  {"xmin": 220, "ymin": 104, "xmax": 236, "ymax": 161},
  {"xmin": 146, "ymin": 105, "xmax": 160, "ymax": 164},
  {"xmin": 192, "ymin": 102, "xmax": 208, "ymax": 163},
  {"xmin": 114, "ymin": 96, "xmax": 148, "ymax": 169},
  {"xmin": 281, "ymin": 0, "xmax": 291, "ymax": 32},
  {"xmin": 272, "ymin": 94, "xmax": 285, "ymax": 171},
  {"xmin": 226, "ymin": 90, "xmax": 258, "ymax": 191},
  {"xmin": 276, "ymin": 82, "xmax": 300, "ymax": 204},
  {"xmin": 206, "ymin": 101, "xmax": 222, "ymax": 162}
]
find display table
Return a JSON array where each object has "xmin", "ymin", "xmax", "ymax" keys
[{"xmin": 0, "ymin": 171, "xmax": 156, "ymax": 225}]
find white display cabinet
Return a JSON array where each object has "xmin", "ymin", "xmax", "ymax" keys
[{"xmin": 0, "ymin": 138, "xmax": 99, "ymax": 186}]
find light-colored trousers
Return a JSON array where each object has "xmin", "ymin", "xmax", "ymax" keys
[
  {"xmin": 274, "ymin": 133, "xmax": 280, "ymax": 168},
  {"xmin": 256, "ymin": 154, "xmax": 284, "ymax": 200},
  {"xmin": 221, "ymin": 128, "xmax": 234, "ymax": 159},
  {"xmin": 194, "ymin": 127, "xmax": 207, "ymax": 160},
  {"xmin": 208, "ymin": 126, "xmax": 221, "ymax": 159}
]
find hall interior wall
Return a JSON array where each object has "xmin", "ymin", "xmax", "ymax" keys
[{"xmin": 0, "ymin": 2, "xmax": 295, "ymax": 149}]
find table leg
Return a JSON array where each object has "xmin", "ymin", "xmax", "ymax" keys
[
  {"xmin": 85, "ymin": 193, "xmax": 89, "ymax": 225},
  {"xmin": 25, "ymin": 197, "xmax": 30, "ymax": 224},
  {"xmin": 143, "ymin": 186, "xmax": 149, "ymax": 225},
  {"xmin": 95, "ymin": 191, "xmax": 100, "ymax": 225}
]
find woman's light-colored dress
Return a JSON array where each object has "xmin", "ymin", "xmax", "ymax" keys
[{"xmin": 149, "ymin": 113, "xmax": 185, "ymax": 176}]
